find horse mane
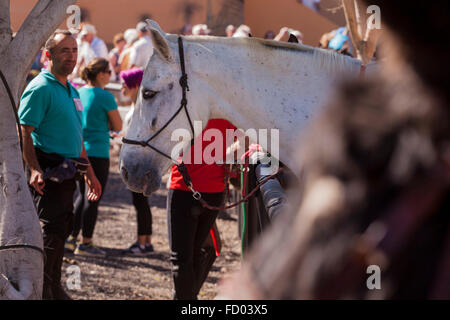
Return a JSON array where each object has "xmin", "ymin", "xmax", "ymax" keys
[{"xmin": 171, "ymin": 35, "xmax": 362, "ymax": 76}]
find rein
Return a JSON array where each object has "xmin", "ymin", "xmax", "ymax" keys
[{"xmin": 122, "ymin": 36, "xmax": 283, "ymax": 210}]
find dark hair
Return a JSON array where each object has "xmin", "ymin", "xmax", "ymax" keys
[
  {"xmin": 44, "ymin": 30, "xmax": 74, "ymax": 53},
  {"xmin": 80, "ymin": 58, "xmax": 110, "ymax": 83}
]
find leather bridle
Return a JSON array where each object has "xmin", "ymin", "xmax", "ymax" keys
[
  {"xmin": 122, "ymin": 36, "xmax": 194, "ymax": 162},
  {"xmin": 122, "ymin": 36, "xmax": 201, "ymax": 198}
]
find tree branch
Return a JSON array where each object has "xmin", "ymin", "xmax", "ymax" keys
[
  {"xmin": 0, "ymin": 0, "xmax": 12, "ymax": 55},
  {"xmin": 362, "ymin": 28, "xmax": 382, "ymax": 65},
  {"xmin": 342, "ymin": 0, "xmax": 381, "ymax": 65},
  {"xmin": 353, "ymin": 0, "xmax": 366, "ymax": 43},
  {"xmin": 1, "ymin": 0, "xmax": 76, "ymax": 97},
  {"xmin": 342, "ymin": 0, "xmax": 362, "ymax": 46}
]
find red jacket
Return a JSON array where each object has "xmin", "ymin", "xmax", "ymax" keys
[{"xmin": 170, "ymin": 119, "xmax": 236, "ymax": 193}]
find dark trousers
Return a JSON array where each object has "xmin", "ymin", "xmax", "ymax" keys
[
  {"xmin": 32, "ymin": 151, "xmax": 76, "ymax": 239},
  {"xmin": 131, "ymin": 191, "xmax": 152, "ymax": 235},
  {"xmin": 72, "ymin": 157, "xmax": 109, "ymax": 239},
  {"xmin": 33, "ymin": 178, "xmax": 76, "ymax": 240},
  {"xmin": 167, "ymin": 189, "xmax": 224, "ymax": 300},
  {"xmin": 32, "ymin": 149, "xmax": 77, "ymax": 298}
]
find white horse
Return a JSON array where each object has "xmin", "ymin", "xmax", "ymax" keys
[{"xmin": 119, "ymin": 20, "xmax": 362, "ymax": 195}]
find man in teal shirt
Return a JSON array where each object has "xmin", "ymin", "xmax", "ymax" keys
[{"xmin": 18, "ymin": 30, "xmax": 102, "ymax": 300}]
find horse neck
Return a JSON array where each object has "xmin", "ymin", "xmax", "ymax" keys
[{"xmin": 184, "ymin": 37, "xmax": 360, "ymax": 169}]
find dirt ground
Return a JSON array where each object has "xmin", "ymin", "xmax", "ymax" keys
[{"xmin": 61, "ymin": 142, "xmax": 242, "ymax": 300}]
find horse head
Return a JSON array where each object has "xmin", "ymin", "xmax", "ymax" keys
[{"xmin": 119, "ymin": 20, "xmax": 208, "ymax": 195}]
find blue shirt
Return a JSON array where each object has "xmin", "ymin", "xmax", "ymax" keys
[
  {"xmin": 78, "ymin": 87, "xmax": 118, "ymax": 158},
  {"xmin": 18, "ymin": 69, "xmax": 83, "ymax": 158}
]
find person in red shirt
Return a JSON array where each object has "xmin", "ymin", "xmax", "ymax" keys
[{"xmin": 167, "ymin": 118, "xmax": 236, "ymax": 300}]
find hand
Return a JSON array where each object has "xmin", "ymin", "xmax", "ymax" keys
[
  {"xmin": 275, "ymin": 27, "xmax": 290, "ymax": 41},
  {"xmin": 109, "ymin": 131, "xmax": 123, "ymax": 138},
  {"xmin": 280, "ymin": 27, "xmax": 289, "ymax": 36},
  {"xmin": 85, "ymin": 170, "xmax": 102, "ymax": 201},
  {"xmin": 29, "ymin": 169, "xmax": 45, "ymax": 195}
]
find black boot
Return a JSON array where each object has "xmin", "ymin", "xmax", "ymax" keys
[
  {"xmin": 51, "ymin": 235, "xmax": 71, "ymax": 300},
  {"xmin": 42, "ymin": 274, "xmax": 54, "ymax": 300},
  {"xmin": 195, "ymin": 224, "xmax": 221, "ymax": 296},
  {"xmin": 42, "ymin": 234, "xmax": 59, "ymax": 300}
]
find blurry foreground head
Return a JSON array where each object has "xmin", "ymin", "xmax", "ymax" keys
[
  {"xmin": 370, "ymin": 0, "xmax": 450, "ymax": 104},
  {"xmin": 218, "ymin": 0, "xmax": 450, "ymax": 300}
]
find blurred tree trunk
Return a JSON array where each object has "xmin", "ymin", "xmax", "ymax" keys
[
  {"xmin": 0, "ymin": 0, "xmax": 76, "ymax": 299},
  {"xmin": 209, "ymin": 0, "xmax": 244, "ymax": 36}
]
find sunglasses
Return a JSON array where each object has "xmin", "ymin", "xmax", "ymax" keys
[{"xmin": 103, "ymin": 69, "xmax": 112, "ymax": 75}]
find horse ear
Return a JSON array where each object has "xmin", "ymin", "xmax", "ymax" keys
[
  {"xmin": 288, "ymin": 34, "xmax": 299, "ymax": 43},
  {"xmin": 146, "ymin": 19, "xmax": 171, "ymax": 62}
]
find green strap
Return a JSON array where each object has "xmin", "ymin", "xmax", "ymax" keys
[{"xmin": 240, "ymin": 164, "xmax": 246, "ymax": 260}]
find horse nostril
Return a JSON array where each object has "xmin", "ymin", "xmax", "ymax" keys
[
  {"xmin": 122, "ymin": 167, "xmax": 129, "ymax": 181},
  {"xmin": 145, "ymin": 171, "xmax": 153, "ymax": 180}
]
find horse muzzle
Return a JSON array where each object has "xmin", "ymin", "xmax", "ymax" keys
[{"xmin": 119, "ymin": 156, "xmax": 161, "ymax": 196}]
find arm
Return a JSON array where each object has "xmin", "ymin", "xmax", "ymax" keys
[
  {"xmin": 21, "ymin": 125, "xmax": 45, "ymax": 195},
  {"xmin": 80, "ymin": 144, "xmax": 102, "ymax": 201},
  {"xmin": 107, "ymin": 109, "xmax": 123, "ymax": 132},
  {"xmin": 99, "ymin": 40, "xmax": 109, "ymax": 59},
  {"xmin": 274, "ymin": 27, "xmax": 289, "ymax": 41},
  {"xmin": 128, "ymin": 46, "xmax": 138, "ymax": 69},
  {"xmin": 109, "ymin": 52, "xmax": 120, "ymax": 74}
]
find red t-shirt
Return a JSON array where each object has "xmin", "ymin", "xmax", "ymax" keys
[{"xmin": 170, "ymin": 119, "xmax": 237, "ymax": 193}]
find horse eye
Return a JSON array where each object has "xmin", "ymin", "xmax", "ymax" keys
[{"xmin": 142, "ymin": 89, "xmax": 158, "ymax": 100}]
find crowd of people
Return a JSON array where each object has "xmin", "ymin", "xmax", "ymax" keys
[
  {"xmin": 179, "ymin": 22, "xmax": 352, "ymax": 55},
  {"xmin": 28, "ymin": 20, "xmax": 356, "ymax": 88},
  {"xmin": 20, "ymin": 17, "xmax": 359, "ymax": 300}
]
